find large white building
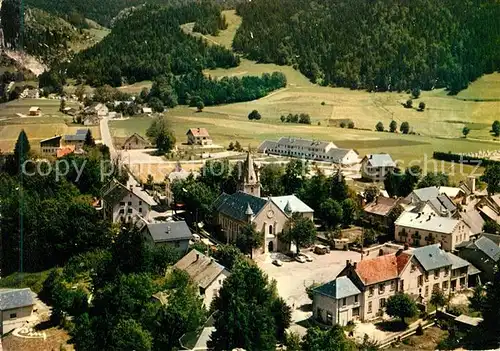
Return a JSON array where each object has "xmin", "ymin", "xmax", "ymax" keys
[{"xmin": 258, "ymin": 137, "xmax": 359, "ymax": 165}]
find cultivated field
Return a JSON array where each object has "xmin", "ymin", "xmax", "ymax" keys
[{"xmin": 0, "ymin": 99, "xmax": 100, "ymax": 152}]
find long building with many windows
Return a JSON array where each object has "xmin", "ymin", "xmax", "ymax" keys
[{"xmin": 258, "ymin": 137, "xmax": 359, "ymax": 165}]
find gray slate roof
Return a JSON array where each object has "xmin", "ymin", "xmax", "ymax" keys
[
  {"xmin": 446, "ymin": 252, "xmax": 470, "ymax": 270},
  {"xmin": 413, "ymin": 187, "xmax": 440, "ymax": 202},
  {"xmin": 145, "ymin": 221, "xmax": 192, "ymax": 243},
  {"xmin": 0, "ymin": 288, "xmax": 34, "ymax": 310},
  {"xmin": 472, "ymin": 236, "xmax": 500, "ymax": 261},
  {"xmin": 411, "ymin": 244, "xmax": 451, "ymax": 271},
  {"xmin": 313, "ymin": 276, "xmax": 360, "ymax": 299},
  {"xmin": 213, "ymin": 191, "xmax": 267, "ymax": 222},
  {"xmin": 257, "ymin": 140, "xmax": 278, "ymax": 152},
  {"xmin": 482, "ymin": 233, "xmax": 500, "ymax": 246},
  {"xmin": 326, "ymin": 148, "xmax": 356, "ymax": 162},
  {"xmin": 395, "ymin": 211, "xmax": 459, "ymax": 234},
  {"xmin": 364, "ymin": 154, "xmax": 396, "ymax": 168},
  {"xmin": 277, "ymin": 137, "xmax": 335, "ymax": 150}
]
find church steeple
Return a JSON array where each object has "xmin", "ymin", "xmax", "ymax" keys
[{"xmin": 239, "ymin": 151, "xmax": 261, "ymax": 197}]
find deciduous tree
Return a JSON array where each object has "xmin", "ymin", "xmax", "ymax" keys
[
  {"xmin": 386, "ymin": 293, "xmax": 418, "ymax": 325},
  {"xmin": 389, "ymin": 120, "xmax": 397, "ymax": 133},
  {"xmin": 280, "ymin": 212, "xmax": 316, "ymax": 254},
  {"xmin": 146, "ymin": 116, "xmax": 176, "ymax": 153},
  {"xmin": 400, "ymin": 121, "xmax": 410, "ymax": 134}
]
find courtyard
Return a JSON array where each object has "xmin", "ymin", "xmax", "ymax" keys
[{"xmin": 257, "ymin": 249, "xmax": 361, "ymax": 328}]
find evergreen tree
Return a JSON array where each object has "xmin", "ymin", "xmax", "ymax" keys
[
  {"xmin": 376, "ymin": 121, "xmax": 384, "ymax": 132},
  {"xmin": 13, "ymin": 129, "xmax": 31, "ymax": 172},
  {"xmin": 84, "ymin": 129, "xmax": 95, "ymax": 147}
]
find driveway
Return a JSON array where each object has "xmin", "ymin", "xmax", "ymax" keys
[{"xmin": 257, "ymin": 250, "xmax": 361, "ymax": 324}]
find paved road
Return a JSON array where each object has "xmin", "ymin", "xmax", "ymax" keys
[{"xmin": 99, "ymin": 117, "xmax": 116, "ymax": 158}]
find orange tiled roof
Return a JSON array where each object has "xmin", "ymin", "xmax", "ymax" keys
[
  {"xmin": 187, "ymin": 128, "xmax": 210, "ymax": 137},
  {"xmin": 56, "ymin": 145, "xmax": 76, "ymax": 158},
  {"xmin": 355, "ymin": 253, "xmax": 412, "ymax": 285}
]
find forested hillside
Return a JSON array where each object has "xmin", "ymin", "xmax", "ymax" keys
[
  {"xmin": 65, "ymin": 3, "xmax": 239, "ymax": 86},
  {"xmin": 233, "ymin": 0, "xmax": 500, "ymax": 93},
  {"xmin": 24, "ymin": 0, "xmax": 242, "ymax": 27},
  {"xmin": 0, "ymin": 2, "xmax": 107, "ymax": 65}
]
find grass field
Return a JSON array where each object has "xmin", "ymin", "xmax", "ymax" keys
[
  {"xmin": 0, "ymin": 99, "xmax": 100, "ymax": 152},
  {"xmin": 457, "ymin": 73, "xmax": 500, "ymax": 101},
  {"xmin": 110, "ymin": 107, "xmax": 494, "ymax": 182}
]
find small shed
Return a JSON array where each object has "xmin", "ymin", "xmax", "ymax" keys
[{"xmin": 28, "ymin": 106, "xmax": 41, "ymax": 116}]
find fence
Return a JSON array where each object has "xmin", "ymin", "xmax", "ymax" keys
[{"xmin": 377, "ymin": 321, "xmax": 435, "ymax": 349}]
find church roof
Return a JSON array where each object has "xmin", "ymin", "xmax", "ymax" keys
[
  {"xmin": 213, "ymin": 192, "xmax": 266, "ymax": 222},
  {"xmin": 271, "ymin": 195, "xmax": 313, "ymax": 214}
]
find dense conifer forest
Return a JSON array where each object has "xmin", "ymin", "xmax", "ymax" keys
[
  {"xmin": 65, "ymin": 3, "xmax": 239, "ymax": 86},
  {"xmin": 233, "ymin": 0, "xmax": 500, "ymax": 93}
]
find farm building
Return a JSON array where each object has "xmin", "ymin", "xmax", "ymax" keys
[
  {"xmin": 40, "ymin": 135, "xmax": 62, "ymax": 156},
  {"xmin": 186, "ymin": 128, "xmax": 213, "ymax": 146},
  {"xmin": 28, "ymin": 106, "xmax": 41, "ymax": 116},
  {"xmin": 123, "ymin": 133, "xmax": 150, "ymax": 150}
]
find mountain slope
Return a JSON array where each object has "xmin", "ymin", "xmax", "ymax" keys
[
  {"xmin": 65, "ymin": 3, "xmax": 239, "ymax": 86},
  {"xmin": 233, "ymin": 0, "xmax": 500, "ymax": 93}
]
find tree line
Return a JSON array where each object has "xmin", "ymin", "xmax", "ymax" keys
[
  {"xmin": 233, "ymin": 0, "xmax": 500, "ymax": 94},
  {"xmin": 0, "ymin": 130, "xmax": 126, "ymax": 276},
  {"xmin": 143, "ymin": 71, "xmax": 286, "ymax": 110}
]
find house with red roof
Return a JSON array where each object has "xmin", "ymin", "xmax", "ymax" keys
[
  {"xmin": 312, "ymin": 244, "xmax": 479, "ymax": 325},
  {"xmin": 186, "ymin": 128, "xmax": 212, "ymax": 146}
]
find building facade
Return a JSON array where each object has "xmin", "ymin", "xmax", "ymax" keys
[
  {"xmin": 258, "ymin": 137, "xmax": 359, "ymax": 165},
  {"xmin": 101, "ymin": 179, "xmax": 157, "ymax": 223},
  {"xmin": 361, "ymin": 154, "xmax": 396, "ymax": 181},
  {"xmin": 313, "ymin": 244, "xmax": 477, "ymax": 326},
  {"xmin": 123, "ymin": 133, "xmax": 150, "ymax": 150},
  {"xmin": 40, "ymin": 135, "xmax": 62, "ymax": 156},
  {"xmin": 0, "ymin": 288, "xmax": 35, "ymax": 334},
  {"xmin": 186, "ymin": 128, "xmax": 212, "ymax": 146},
  {"xmin": 174, "ymin": 249, "xmax": 230, "ymax": 307}
]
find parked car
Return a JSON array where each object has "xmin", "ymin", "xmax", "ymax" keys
[
  {"xmin": 295, "ymin": 255, "xmax": 307, "ymax": 263},
  {"xmin": 300, "ymin": 253, "xmax": 313, "ymax": 262},
  {"xmin": 272, "ymin": 259, "xmax": 283, "ymax": 267},
  {"xmin": 313, "ymin": 244, "xmax": 330, "ymax": 255}
]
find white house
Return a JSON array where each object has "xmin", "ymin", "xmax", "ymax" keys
[
  {"xmin": 101, "ymin": 179, "xmax": 157, "ymax": 223},
  {"xmin": 394, "ymin": 211, "xmax": 469, "ymax": 251},
  {"xmin": 0, "ymin": 288, "xmax": 35, "ymax": 334},
  {"xmin": 361, "ymin": 154, "xmax": 396, "ymax": 181}
]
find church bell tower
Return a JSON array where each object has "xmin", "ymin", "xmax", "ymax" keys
[{"xmin": 239, "ymin": 151, "xmax": 261, "ymax": 197}]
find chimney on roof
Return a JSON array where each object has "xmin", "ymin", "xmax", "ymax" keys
[
  {"xmin": 353, "ymin": 262, "xmax": 357, "ymax": 269},
  {"xmin": 346, "ymin": 259, "xmax": 351, "ymax": 267},
  {"xmin": 396, "ymin": 249, "xmax": 403, "ymax": 256},
  {"xmin": 404, "ymin": 243, "xmax": 409, "ymax": 250},
  {"xmin": 369, "ymin": 155, "xmax": 373, "ymax": 159},
  {"xmin": 427, "ymin": 215, "xmax": 432, "ymax": 221},
  {"xmin": 196, "ymin": 253, "xmax": 199, "ymax": 261}
]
